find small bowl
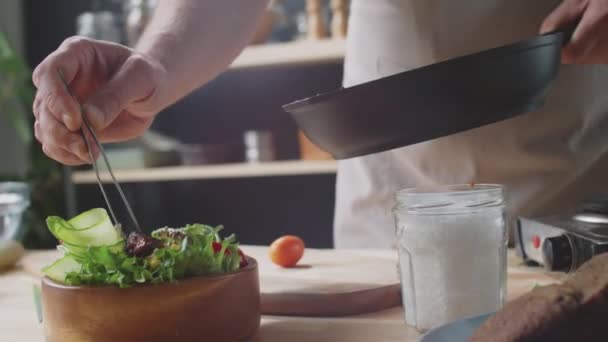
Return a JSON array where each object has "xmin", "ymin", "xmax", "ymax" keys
[{"xmin": 41, "ymin": 258, "xmax": 260, "ymax": 342}]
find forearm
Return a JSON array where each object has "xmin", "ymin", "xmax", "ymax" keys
[{"xmin": 136, "ymin": 0, "xmax": 268, "ymax": 108}]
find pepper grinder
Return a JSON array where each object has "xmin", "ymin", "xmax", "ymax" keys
[
  {"xmin": 330, "ymin": 0, "xmax": 348, "ymax": 38},
  {"xmin": 306, "ymin": 0, "xmax": 326, "ymax": 40}
]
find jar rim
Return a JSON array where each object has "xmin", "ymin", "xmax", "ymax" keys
[
  {"xmin": 394, "ymin": 184, "xmax": 504, "ymax": 214},
  {"xmin": 396, "ymin": 184, "xmax": 503, "ymax": 196}
]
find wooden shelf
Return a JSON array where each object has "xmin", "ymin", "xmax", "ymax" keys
[
  {"xmin": 71, "ymin": 160, "xmax": 338, "ymax": 184},
  {"xmin": 229, "ymin": 39, "xmax": 346, "ymax": 70}
]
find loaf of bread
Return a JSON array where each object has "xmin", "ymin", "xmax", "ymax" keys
[{"xmin": 470, "ymin": 252, "xmax": 608, "ymax": 342}]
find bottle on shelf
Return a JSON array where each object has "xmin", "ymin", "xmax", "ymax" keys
[
  {"xmin": 306, "ymin": 0, "xmax": 327, "ymax": 40},
  {"xmin": 330, "ymin": 0, "xmax": 348, "ymax": 39}
]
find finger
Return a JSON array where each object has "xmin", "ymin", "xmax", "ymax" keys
[
  {"xmin": 33, "ymin": 38, "xmax": 92, "ymax": 131},
  {"xmin": 38, "ymin": 77, "xmax": 82, "ymax": 132},
  {"xmin": 36, "ymin": 75, "xmax": 82, "ymax": 132},
  {"xmin": 80, "ymin": 126, "xmax": 100, "ymax": 163},
  {"xmin": 34, "ymin": 120, "xmax": 42, "ymax": 143},
  {"xmin": 564, "ymin": 1, "xmax": 608, "ymax": 63},
  {"xmin": 41, "ymin": 144, "xmax": 87, "ymax": 166},
  {"xmin": 83, "ymin": 54, "xmax": 158, "ymax": 130},
  {"xmin": 97, "ymin": 113, "xmax": 154, "ymax": 143},
  {"xmin": 38, "ymin": 108, "xmax": 89, "ymax": 162},
  {"xmin": 32, "ymin": 94, "xmax": 42, "ymax": 119},
  {"xmin": 33, "ymin": 36, "xmax": 85, "ymax": 87},
  {"xmin": 563, "ymin": 33, "xmax": 600, "ymax": 63},
  {"xmin": 541, "ymin": 0, "xmax": 588, "ymax": 34}
]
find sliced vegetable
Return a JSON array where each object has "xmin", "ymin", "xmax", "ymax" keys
[
  {"xmin": 42, "ymin": 255, "xmax": 82, "ymax": 283},
  {"xmin": 46, "ymin": 208, "xmax": 123, "ymax": 247},
  {"xmin": 42, "ymin": 209, "xmax": 244, "ymax": 288},
  {"xmin": 59, "ymin": 240, "xmax": 125, "ymax": 257}
]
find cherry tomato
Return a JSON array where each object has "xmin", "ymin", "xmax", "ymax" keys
[{"xmin": 269, "ymin": 235, "xmax": 305, "ymax": 268}]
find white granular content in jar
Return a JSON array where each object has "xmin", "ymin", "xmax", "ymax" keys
[{"xmin": 397, "ymin": 208, "xmax": 506, "ymax": 332}]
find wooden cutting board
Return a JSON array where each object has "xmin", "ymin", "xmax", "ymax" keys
[{"xmin": 20, "ymin": 246, "xmax": 402, "ymax": 317}]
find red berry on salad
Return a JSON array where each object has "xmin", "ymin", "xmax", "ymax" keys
[
  {"xmin": 213, "ymin": 242, "xmax": 248, "ymax": 268},
  {"xmin": 212, "ymin": 241, "xmax": 223, "ymax": 253}
]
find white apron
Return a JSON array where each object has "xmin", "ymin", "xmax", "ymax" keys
[{"xmin": 335, "ymin": 0, "xmax": 608, "ymax": 248}]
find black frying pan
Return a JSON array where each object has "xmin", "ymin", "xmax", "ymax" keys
[{"xmin": 283, "ymin": 25, "xmax": 577, "ymax": 159}]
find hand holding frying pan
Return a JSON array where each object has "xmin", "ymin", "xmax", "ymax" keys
[
  {"xmin": 284, "ymin": 20, "xmax": 581, "ymax": 159},
  {"xmin": 542, "ymin": 0, "xmax": 608, "ymax": 64}
]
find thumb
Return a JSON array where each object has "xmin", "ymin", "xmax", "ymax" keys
[
  {"xmin": 83, "ymin": 55, "xmax": 158, "ymax": 130},
  {"xmin": 540, "ymin": 0, "xmax": 586, "ymax": 34}
]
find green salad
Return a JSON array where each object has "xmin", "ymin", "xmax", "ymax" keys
[{"xmin": 42, "ymin": 208, "xmax": 247, "ymax": 288}]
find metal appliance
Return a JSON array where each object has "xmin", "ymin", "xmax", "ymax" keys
[{"xmin": 516, "ymin": 194, "xmax": 608, "ymax": 273}]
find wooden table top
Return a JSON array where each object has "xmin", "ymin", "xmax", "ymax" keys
[{"xmin": 0, "ymin": 247, "xmax": 563, "ymax": 342}]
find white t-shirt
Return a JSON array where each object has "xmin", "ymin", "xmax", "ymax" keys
[{"xmin": 334, "ymin": 0, "xmax": 608, "ymax": 248}]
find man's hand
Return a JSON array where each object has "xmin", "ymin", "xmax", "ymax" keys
[
  {"xmin": 33, "ymin": 0, "xmax": 268, "ymax": 166},
  {"xmin": 32, "ymin": 37, "xmax": 168, "ymax": 165},
  {"xmin": 542, "ymin": 0, "xmax": 608, "ymax": 64}
]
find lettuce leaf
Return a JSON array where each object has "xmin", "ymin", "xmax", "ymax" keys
[{"xmin": 49, "ymin": 223, "xmax": 242, "ymax": 288}]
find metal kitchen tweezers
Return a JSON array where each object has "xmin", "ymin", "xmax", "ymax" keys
[{"xmin": 58, "ymin": 70, "xmax": 142, "ymax": 233}]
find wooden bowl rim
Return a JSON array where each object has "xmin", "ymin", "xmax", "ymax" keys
[{"xmin": 42, "ymin": 256, "xmax": 258, "ymax": 291}]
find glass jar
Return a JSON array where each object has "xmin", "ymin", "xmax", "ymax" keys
[
  {"xmin": 243, "ymin": 131, "xmax": 276, "ymax": 163},
  {"xmin": 393, "ymin": 184, "xmax": 507, "ymax": 332},
  {"xmin": 0, "ymin": 182, "xmax": 30, "ymax": 241}
]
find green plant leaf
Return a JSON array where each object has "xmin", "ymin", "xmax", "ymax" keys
[
  {"xmin": 0, "ymin": 31, "xmax": 62, "ymax": 249},
  {"xmin": 0, "ymin": 31, "xmax": 33, "ymax": 144},
  {"xmin": 0, "ymin": 96, "xmax": 32, "ymax": 144}
]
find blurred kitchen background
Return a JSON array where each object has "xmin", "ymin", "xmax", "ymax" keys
[{"xmin": 0, "ymin": 0, "xmax": 349, "ymax": 249}]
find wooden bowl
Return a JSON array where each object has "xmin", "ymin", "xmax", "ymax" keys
[{"xmin": 41, "ymin": 258, "xmax": 260, "ymax": 342}]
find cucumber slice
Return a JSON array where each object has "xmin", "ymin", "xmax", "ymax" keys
[
  {"xmin": 61, "ymin": 240, "xmax": 126, "ymax": 257},
  {"xmin": 47, "ymin": 208, "xmax": 123, "ymax": 247},
  {"xmin": 41, "ymin": 255, "xmax": 81, "ymax": 283},
  {"xmin": 68, "ymin": 208, "xmax": 110, "ymax": 229}
]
